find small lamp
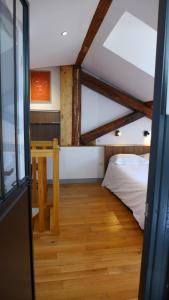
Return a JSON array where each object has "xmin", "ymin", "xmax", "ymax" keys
[
  {"xmin": 144, "ymin": 131, "xmax": 150, "ymax": 137},
  {"xmin": 115, "ymin": 130, "xmax": 122, "ymax": 137}
]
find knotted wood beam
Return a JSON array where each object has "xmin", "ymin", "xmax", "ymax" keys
[
  {"xmin": 81, "ymin": 71, "xmax": 153, "ymax": 119},
  {"xmin": 81, "ymin": 111, "xmax": 144, "ymax": 144},
  {"xmin": 72, "ymin": 66, "xmax": 81, "ymax": 146},
  {"xmin": 75, "ymin": 0, "xmax": 113, "ymax": 66}
]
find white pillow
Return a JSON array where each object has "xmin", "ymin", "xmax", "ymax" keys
[
  {"xmin": 141, "ymin": 153, "xmax": 150, "ymax": 161},
  {"xmin": 109, "ymin": 154, "xmax": 149, "ymax": 165}
]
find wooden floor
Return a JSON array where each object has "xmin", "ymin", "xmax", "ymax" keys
[{"xmin": 33, "ymin": 183, "xmax": 143, "ymax": 300}]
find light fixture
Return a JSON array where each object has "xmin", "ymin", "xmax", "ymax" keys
[
  {"xmin": 115, "ymin": 130, "xmax": 122, "ymax": 137},
  {"xmin": 144, "ymin": 131, "xmax": 150, "ymax": 137},
  {"xmin": 61, "ymin": 31, "xmax": 68, "ymax": 36}
]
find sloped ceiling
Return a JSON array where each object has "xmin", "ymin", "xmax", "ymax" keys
[
  {"xmin": 30, "ymin": 0, "xmax": 159, "ymax": 101},
  {"xmin": 83, "ymin": 0, "xmax": 159, "ymax": 101},
  {"xmin": 30, "ymin": 0, "xmax": 99, "ymax": 68}
]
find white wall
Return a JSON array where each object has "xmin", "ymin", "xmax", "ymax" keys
[
  {"xmin": 30, "ymin": 66, "xmax": 60, "ymax": 111},
  {"xmin": 47, "ymin": 147, "xmax": 104, "ymax": 180},
  {"xmin": 32, "ymin": 73, "xmax": 152, "ymax": 181},
  {"xmin": 47, "ymin": 84, "xmax": 151, "ymax": 181},
  {"xmin": 81, "ymin": 85, "xmax": 152, "ymax": 146}
]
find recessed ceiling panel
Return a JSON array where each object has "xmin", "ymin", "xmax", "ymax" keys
[{"xmin": 103, "ymin": 12, "xmax": 157, "ymax": 77}]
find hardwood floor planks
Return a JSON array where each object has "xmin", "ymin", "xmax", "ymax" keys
[{"xmin": 33, "ymin": 183, "xmax": 143, "ymax": 300}]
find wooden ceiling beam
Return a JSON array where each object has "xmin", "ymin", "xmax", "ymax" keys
[
  {"xmin": 75, "ymin": 0, "xmax": 113, "ymax": 66},
  {"xmin": 145, "ymin": 101, "xmax": 153, "ymax": 108},
  {"xmin": 81, "ymin": 111, "xmax": 144, "ymax": 144},
  {"xmin": 81, "ymin": 71, "xmax": 153, "ymax": 119}
]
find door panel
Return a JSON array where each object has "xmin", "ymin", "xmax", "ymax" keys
[
  {"xmin": 0, "ymin": 0, "xmax": 34, "ymax": 299},
  {"xmin": 139, "ymin": 0, "xmax": 169, "ymax": 299},
  {"xmin": 16, "ymin": 0, "xmax": 25, "ymax": 181},
  {"xmin": 0, "ymin": 187, "xmax": 33, "ymax": 300},
  {"xmin": 0, "ymin": 0, "xmax": 17, "ymax": 193}
]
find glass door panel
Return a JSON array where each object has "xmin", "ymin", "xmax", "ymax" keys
[
  {"xmin": 0, "ymin": 0, "xmax": 17, "ymax": 193},
  {"xmin": 16, "ymin": 0, "xmax": 25, "ymax": 181}
]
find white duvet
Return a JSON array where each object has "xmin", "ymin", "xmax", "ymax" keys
[{"xmin": 102, "ymin": 161, "xmax": 149, "ymax": 229}]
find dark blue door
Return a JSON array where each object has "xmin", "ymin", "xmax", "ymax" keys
[{"xmin": 0, "ymin": 1, "xmax": 34, "ymax": 299}]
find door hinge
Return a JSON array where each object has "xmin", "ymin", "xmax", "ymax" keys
[
  {"xmin": 145, "ymin": 202, "xmax": 149, "ymax": 218},
  {"xmin": 166, "ymin": 208, "xmax": 169, "ymax": 229},
  {"xmin": 26, "ymin": 176, "xmax": 32, "ymax": 186}
]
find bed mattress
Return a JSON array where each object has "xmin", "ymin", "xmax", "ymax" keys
[{"xmin": 102, "ymin": 162, "xmax": 149, "ymax": 229}]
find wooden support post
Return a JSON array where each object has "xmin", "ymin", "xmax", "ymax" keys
[
  {"xmin": 60, "ymin": 66, "xmax": 73, "ymax": 146},
  {"xmin": 51, "ymin": 139, "xmax": 59, "ymax": 234},
  {"xmin": 38, "ymin": 157, "xmax": 47, "ymax": 232},
  {"xmin": 72, "ymin": 66, "xmax": 81, "ymax": 146}
]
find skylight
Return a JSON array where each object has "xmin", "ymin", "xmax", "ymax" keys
[{"xmin": 103, "ymin": 12, "xmax": 157, "ymax": 77}]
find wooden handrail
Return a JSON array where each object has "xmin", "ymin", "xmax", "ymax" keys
[
  {"xmin": 31, "ymin": 139, "xmax": 59, "ymax": 234},
  {"xmin": 31, "ymin": 139, "xmax": 58, "ymax": 148}
]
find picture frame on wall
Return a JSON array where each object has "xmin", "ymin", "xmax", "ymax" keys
[{"xmin": 30, "ymin": 70, "xmax": 51, "ymax": 102}]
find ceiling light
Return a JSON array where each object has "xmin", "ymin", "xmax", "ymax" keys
[{"xmin": 61, "ymin": 31, "xmax": 68, "ymax": 36}]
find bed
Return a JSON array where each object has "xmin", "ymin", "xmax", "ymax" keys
[{"xmin": 102, "ymin": 145, "xmax": 150, "ymax": 229}]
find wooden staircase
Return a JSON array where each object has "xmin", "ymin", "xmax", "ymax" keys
[{"xmin": 31, "ymin": 139, "xmax": 59, "ymax": 234}]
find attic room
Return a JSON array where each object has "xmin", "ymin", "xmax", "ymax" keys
[
  {"xmin": 29, "ymin": 0, "xmax": 158, "ymax": 299},
  {"xmin": 2, "ymin": 0, "xmax": 169, "ymax": 300}
]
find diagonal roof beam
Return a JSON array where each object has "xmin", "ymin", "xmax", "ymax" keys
[
  {"xmin": 81, "ymin": 111, "xmax": 144, "ymax": 144},
  {"xmin": 145, "ymin": 101, "xmax": 153, "ymax": 108},
  {"xmin": 81, "ymin": 70, "xmax": 153, "ymax": 119},
  {"xmin": 75, "ymin": 0, "xmax": 113, "ymax": 66}
]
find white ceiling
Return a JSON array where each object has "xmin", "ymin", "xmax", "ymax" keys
[
  {"xmin": 30, "ymin": 0, "xmax": 99, "ymax": 68},
  {"xmin": 83, "ymin": 0, "xmax": 159, "ymax": 101},
  {"xmin": 30, "ymin": 0, "xmax": 159, "ymax": 101},
  {"xmin": 103, "ymin": 12, "xmax": 157, "ymax": 77}
]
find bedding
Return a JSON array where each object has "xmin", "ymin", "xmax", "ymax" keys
[
  {"xmin": 141, "ymin": 153, "xmax": 150, "ymax": 161},
  {"xmin": 109, "ymin": 153, "xmax": 148, "ymax": 165},
  {"xmin": 102, "ymin": 154, "xmax": 149, "ymax": 229}
]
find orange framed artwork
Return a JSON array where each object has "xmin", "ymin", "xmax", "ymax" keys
[{"xmin": 30, "ymin": 70, "xmax": 51, "ymax": 102}]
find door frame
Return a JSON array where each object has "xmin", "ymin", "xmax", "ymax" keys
[
  {"xmin": 23, "ymin": 1, "xmax": 35, "ymax": 298},
  {"xmin": 4, "ymin": 0, "xmax": 169, "ymax": 299},
  {"xmin": 0, "ymin": 0, "xmax": 35, "ymax": 298},
  {"xmin": 139, "ymin": 0, "xmax": 169, "ymax": 299}
]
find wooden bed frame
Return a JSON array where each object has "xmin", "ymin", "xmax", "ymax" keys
[{"xmin": 104, "ymin": 145, "xmax": 150, "ymax": 171}]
